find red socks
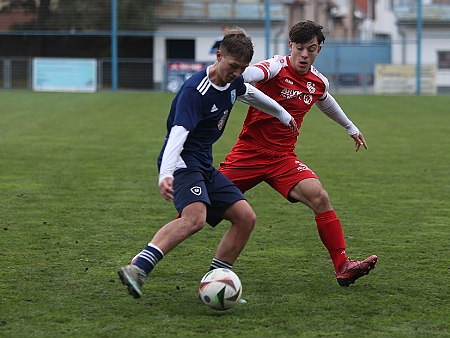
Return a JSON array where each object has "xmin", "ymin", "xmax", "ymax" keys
[{"xmin": 315, "ymin": 210, "xmax": 347, "ymax": 273}]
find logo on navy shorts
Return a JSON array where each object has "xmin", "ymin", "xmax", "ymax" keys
[{"xmin": 190, "ymin": 186, "xmax": 202, "ymax": 196}]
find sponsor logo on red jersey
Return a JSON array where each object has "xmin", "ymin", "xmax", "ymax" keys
[{"xmin": 281, "ymin": 88, "xmax": 303, "ymax": 99}]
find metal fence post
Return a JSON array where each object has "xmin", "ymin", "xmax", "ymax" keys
[
  {"xmin": 416, "ymin": 0, "xmax": 422, "ymax": 95},
  {"xmin": 265, "ymin": 0, "xmax": 271, "ymax": 59},
  {"xmin": 111, "ymin": 0, "xmax": 118, "ymax": 92},
  {"xmin": 4, "ymin": 58, "xmax": 11, "ymax": 89},
  {"xmin": 28, "ymin": 58, "xmax": 32, "ymax": 89}
]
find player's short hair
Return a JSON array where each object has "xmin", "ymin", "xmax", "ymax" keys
[
  {"xmin": 289, "ymin": 20, "xmax": 326, "ymax": 45},
  {"xmin": 219, "ymin": 27, "xmax": 254, "ymax": 64}
]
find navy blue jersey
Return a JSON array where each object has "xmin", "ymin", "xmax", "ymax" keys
[{"xmin": 158, "ymin": 67, "xmax": 247, "ymax": 171}]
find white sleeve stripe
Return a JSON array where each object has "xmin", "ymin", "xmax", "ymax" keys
[
  {"xmin": 197, "ymin": 76, "xmax": 211, "ymax": 95},
  {"xmin": 242, "ymin": 66, "xmax": 266, "ymax": 83},
  {"xmin": 311, "ymin": 65, "xmax": 330, "ymax": 96},
  {"xmin": 243, "ymin": 55, "xmax": 284, "ymax": 83}
]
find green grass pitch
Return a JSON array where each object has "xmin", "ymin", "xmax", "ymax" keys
[{"xmin": 1, "ymin": 91, "xmax": 449, "ymax": 337}]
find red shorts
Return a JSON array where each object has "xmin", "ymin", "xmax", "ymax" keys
[{"xmin": 219, "ymin": 138, "xmax": 318, "ymax": 202}]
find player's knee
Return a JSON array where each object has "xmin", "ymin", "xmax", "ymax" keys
[
  {"xmin": 243, "ymin": 210, "xmax": 257, "ymax": 230},
  {"xmin": 191, "ymin": 220, "xmax": 206, "ymax": 233},
  {"xmin": 231, "ymin": 209, "xmax": 256, "ymax": 232},
  {"xmin": 182, "ymin": 215, "xmax": 206, "ymax": 232},
  {"xmin": 311, "ymin": 189, "xmax": 331, "ymax": 210},
  {"xmin": 249, "ymin": 211, "xmax": 257, "ymax": 225}
]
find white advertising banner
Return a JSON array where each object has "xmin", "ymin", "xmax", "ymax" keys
[{"xmin": 374, "ymin": 64, "xmax": 436, "ymax": 95}]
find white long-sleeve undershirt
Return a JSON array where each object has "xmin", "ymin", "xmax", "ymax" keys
[
  {"xmin": 315, "ymin": 94, "xmax": 360, "ymax": 136},
  {"xmin": 242, "ymin": 66, "xmax": 266, "ymax": 84},
  {"xmin": 158, "ymin": 125, "xmax": 189, "ymax": 185}
]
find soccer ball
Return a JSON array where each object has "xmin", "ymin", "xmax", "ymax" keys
[{"xmin": 199, "ymin": 268, "xmax": 242, "ymax": 311}]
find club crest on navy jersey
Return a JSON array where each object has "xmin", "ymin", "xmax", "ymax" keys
[{"xmin": 230, "ymin": 89, "xmax": 236, "ymax": 104}]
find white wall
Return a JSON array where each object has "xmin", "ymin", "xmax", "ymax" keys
[
  {"xmin": 391, "ymin": 25, "xmax": 450, "ymax": 87},
  {"xmin": 153, "ymin": 22, "xmax": 288, "ymax": 87},
  {"xmin": 373, "ymin": 0, "xmax": 396, "ymax": 37}
]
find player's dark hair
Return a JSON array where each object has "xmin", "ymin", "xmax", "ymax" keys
[
  {"xmin": 220, "ymin": 27, "xmax": 254, "ymax": 63},
  {"xmin": 289, "ymin": 20, "xmax": 326, "ymax": 45}
]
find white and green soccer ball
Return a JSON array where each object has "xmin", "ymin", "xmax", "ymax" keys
[{"xmin": 199, "ymin": 268, "xmax": 242, "ymax": 311}]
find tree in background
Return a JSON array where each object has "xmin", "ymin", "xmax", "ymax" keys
[
  {"xmin": 0, "ymin": 0, "xmax": 36, "ymax": 12},
  {"xmin": 1, "ymin": 0, "xmax": 160, "ymax": 31}
]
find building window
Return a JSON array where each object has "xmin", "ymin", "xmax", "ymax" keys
[
  {"xmin": 166, "ymin": 39, "xmax": 195, "ymax": 60},
  {"xmin": 438, "ymin": 51, "xmax": 450, "ymax": 69}
]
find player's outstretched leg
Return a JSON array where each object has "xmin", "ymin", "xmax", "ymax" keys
[
  {"xmin": 118, "ymin": 265, "xmax": 147, "ymax": 298},
  {"xmin": 335, "ymin": 255, "xmax": 378, "ymax": 287}
]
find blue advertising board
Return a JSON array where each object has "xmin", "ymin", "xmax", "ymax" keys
[
  {"xmin": 33, "ymin": 58, "xmax": 97, "ymax": 92},
  {"xmin": 166, "ymin": 61, "xmax": 208, "ymax": 93}
]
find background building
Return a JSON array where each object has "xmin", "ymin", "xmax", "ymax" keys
[{"xmin": 0, "ymin": 0, "xmax": 449, "ymax": 93}]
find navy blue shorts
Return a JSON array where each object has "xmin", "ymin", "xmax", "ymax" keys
[{"xmin": 173, "ymin": 167, "xmax": 246, "ymax": 227}]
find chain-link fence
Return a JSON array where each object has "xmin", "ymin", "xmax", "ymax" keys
[
  {"xmin": 0, "ymin": 58, "xmax": 30, "ymax": 89},
  {"xmin": 1, "ymin": 57, "xmax": 161, "ymax": 91}
]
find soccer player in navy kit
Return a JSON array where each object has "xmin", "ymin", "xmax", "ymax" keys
[
  {"xmin": 219, "ymin": 21, "xmax": 377, "ymax": 287},
  {"xmin": 118, "ymin": 28, "xmax": 297, "ymax": 299}
]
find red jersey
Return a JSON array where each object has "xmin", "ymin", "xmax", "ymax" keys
[{"xmin": 239, "ymin": 55, "xmax": 329, "ymax": 152}]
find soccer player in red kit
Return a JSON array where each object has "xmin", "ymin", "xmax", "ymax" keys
[{"xmin": 219, "ymin": 20, "xmax": 377, "ymax": 287}]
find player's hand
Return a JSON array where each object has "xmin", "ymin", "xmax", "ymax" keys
[
  {"xmin": 288, "ymin": 117, "xmax": 298, "ymax": 133},
  {"xmin": 159, "ymin": 177, "xmax": 174, "ymax": 201},
  {"xmin": 351, "ymin": 132, "xmax": 368, "ymax": 152}
]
